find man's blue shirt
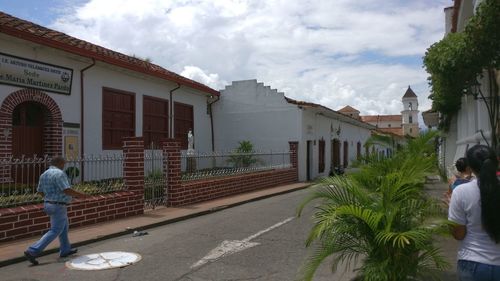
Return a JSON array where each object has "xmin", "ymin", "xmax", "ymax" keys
[{"xmin": 37, "ymin": 166, "xmax": 72, "ymax": 203}]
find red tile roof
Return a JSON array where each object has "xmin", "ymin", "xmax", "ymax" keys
[
  {"xmin": 361, "ymin": 115, "xmax": 402, "ymax": 122},
  {"xmin": 338, "ymin": 105, "xmax": 360, "ymax": 113},
  {"xmin": 284, "ymin": 97, "xmax": 375, "ymax": 129},
  {"xmin": 376, "ymin": 127, "xmax": 404, "ymax": 137},
  {"xmin": 402, "ymin": 86, "xmax": 417, "ymax": 98},
  {"xmin": 0, "ymin": 11, "xmax": 219, "ymax": 96}
]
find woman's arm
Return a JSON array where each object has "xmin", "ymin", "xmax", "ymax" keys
[{"xmin": 450, "ymin": 224, "xmax": 466, "ymax": 240}]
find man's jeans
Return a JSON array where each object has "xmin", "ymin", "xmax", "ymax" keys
[
  {"xmin": 27, "ymin": 203, "xmax": 71, "ymax": 256},
  {"xmin": 458, "ymin": 260, "xmax": 500, "ymax": 281}
]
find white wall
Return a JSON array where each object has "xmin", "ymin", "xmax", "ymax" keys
[
  {"xmin": 301, "ymin": 109, "xmax": 373, "ymax": 180},
  {"xmin": 213, "ymin": 80, "xmax": 301, "ymax": 152},
  {"xmin": 214, "ymin": 80, "xmax": 373, "ymax": 182},
  {"xmin": 446, "ymin": 0, "xmax": 496, "ymax": 172},
  {"xmin": 0, "ymin": 33, "xmax": 213, "ymax": 157},
  {"xmin": 83, "ymin": 65, "xmax": 213, "ymax": 155},
  {"xmin": 0, "ymin": 34, "xmax": 87, "ymax": 125}
]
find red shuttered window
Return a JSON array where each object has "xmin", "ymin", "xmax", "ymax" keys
[
  {"xmin": 143, "ymin": 96, "xmax": 168, "ymax": 147},
  {"xmin": 318, "ymin": 139, "xmax": 325, "ymax": 173},
  {"xmin": 102, "ymin": 88, "xmax": 135, "ymax": 150},
  {"xmin": 174, "ymin": 102, "xmax": 194, "ymax": 149}
]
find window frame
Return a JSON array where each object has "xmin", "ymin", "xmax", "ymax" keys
[
  {"xmin": 143, "ymin": 95, "xmax": 169, "ymax": 148},
  {"xmin": 318, "ymin": 139, "xmax": 325, "ymax": 173},
  {"xmin": 174, "ymin": 101, "xmax": 194, "ymax": 149},
  {"xmin": 102, "ymin": 87, "xmax": 136, "ymax": 150}
]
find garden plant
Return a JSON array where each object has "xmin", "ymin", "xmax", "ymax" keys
[{"xmin": 297, "ymin": 132, "xmax": 450, "ymax": 281}]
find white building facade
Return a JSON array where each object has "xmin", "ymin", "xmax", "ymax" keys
[
  {"xmin": 213, "ymin": 80, "xmax": 375, "ymax": 181},
  {"xmin": 436, "ymin": 0, "xmax": 498, "ymax": 175},
  {"xmin": 0, "ymin": 12, "xmax": 218, "ymax": 163}
]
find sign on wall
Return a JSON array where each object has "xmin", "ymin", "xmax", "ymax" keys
[
  {"xmin": 64, "ymin": 123, "xmax": 80, "ymax": 159},
  {"xmin": 0, "ymin": 52, "xmax": 73, "ymax": 95}
]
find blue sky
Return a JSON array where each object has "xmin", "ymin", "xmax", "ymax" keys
[{"xmin": 0, "ymin": 0, "xmax": 450, "ymax": 116}]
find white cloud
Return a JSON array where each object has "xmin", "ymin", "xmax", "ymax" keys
[
  {"xmin": 49, "ymin": 0, "xmax": 447, "ymax": 118},
  {"xmin": 180, "ymin": 66, "xmax": 227, "ymax": 90}
]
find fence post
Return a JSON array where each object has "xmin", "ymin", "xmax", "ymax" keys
[
  {"xmin": 289, "ymin": 141, "xmax": 299, "ymax": 181},
  {"xmin": 123, "ymin": 137, "xmax": 144, "ymax": 214},
  {"xmin": 162, "ymin": 139, "xmax": 182, "ymax": 207}
]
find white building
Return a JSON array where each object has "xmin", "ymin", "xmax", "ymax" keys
[
  {"xmin": 428, "ymin": 0, "xmax": 498, "ymax": 175},
  {"xmin": 213, "ymin": 80, "xmax": 375, "ymax": 181},
  {"xmin": 0, "ymin": 11, "xmax": 218, "ymax": 164},
  {"xmin": 339, "ymin": 86, "xmax": 420, "ymax": 138}
]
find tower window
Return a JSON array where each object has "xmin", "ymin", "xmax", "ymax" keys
[
  {"xmin": 409, "ymin": 102, "xmax": 413, "ymax": 110},
  {"xmin": 409, "ymin": 116, "xmax": 413, "ymax": 124},
  {"xmin": 388, "ymin": 124, "xmax": 391, "ymax": 128},
  {"xmin": 410, "ymin": 128, "xmax": 413, "ymax": 133}
]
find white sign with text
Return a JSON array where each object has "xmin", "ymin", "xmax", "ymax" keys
[{"xmin": 0, "ymin": 52, "xmax": 73, "ymax": 95}]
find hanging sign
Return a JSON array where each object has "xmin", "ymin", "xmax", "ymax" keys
[{"xmin": 0, "ymin": 52, "xmax": 73, "ymax": 95}]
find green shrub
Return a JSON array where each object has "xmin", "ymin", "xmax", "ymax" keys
[
  {"xmin": 298, "ymin": 132, "xmax": 449, "ymax": 281},
  {"xmin": 227, "ymin": 141, "xmax": 260, "ymax": 168}
]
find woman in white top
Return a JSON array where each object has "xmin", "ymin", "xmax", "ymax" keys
[{"xmin": 448, "ymin": 145, "xmax": 500, "ymax": 281}]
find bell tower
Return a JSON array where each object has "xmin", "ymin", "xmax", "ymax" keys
[{"xmin": 401, "ymin": 86, "xmax": 419, "ymax": 137}]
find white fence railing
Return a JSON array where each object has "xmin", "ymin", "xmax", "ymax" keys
[{"xmin": 180, "ymin": 150, "xmax": 291, "ymax": 181}]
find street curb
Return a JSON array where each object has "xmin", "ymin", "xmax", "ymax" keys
[{"xmin": 0, "ymin": 183, "xmax": 311, "ymax": 267}]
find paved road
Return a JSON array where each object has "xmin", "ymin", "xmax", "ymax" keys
[
  {"xmin": 0, "ymin": 189, "xmax": 358, "ymax": 281},
  {"xmin": 1, "ymin": 184, "xmax": 458, "ymax": 281}
]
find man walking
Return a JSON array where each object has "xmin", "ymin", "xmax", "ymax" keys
[{"xmin": 24, "ymin": 156, "xmax": 88, "ymax": 265}]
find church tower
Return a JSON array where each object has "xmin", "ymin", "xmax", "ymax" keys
[{"xmin": 401, "ymin": 86, "xmax": 419, "ymax": 137}]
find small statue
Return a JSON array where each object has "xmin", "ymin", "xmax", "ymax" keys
[{"xmin": 187, "ymin": 130, "xmax": 195, "ymax": 155}]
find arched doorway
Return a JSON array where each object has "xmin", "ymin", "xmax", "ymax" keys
[
  {"xmin": 12, "ymin": 102, "xmax": 47, "ymax": 158},
  {"xmin": 0, "ymin": 89, "xmax": 63, "ymax": 184}
]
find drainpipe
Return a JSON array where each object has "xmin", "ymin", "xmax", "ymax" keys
[
  {"xmin": 169, "ymin": 83, "xmax": 181, "ymax": 139},
  {"xmin": 80, "ymin": 59, "xmax": 96, "ymax": 155},
  {"xmin": 207, "ymin": 95, "xmax": 220, "ymax": 151},
  {"xmin": 80, "ymin": 59, "xmax": 95, "ymax": 180}
]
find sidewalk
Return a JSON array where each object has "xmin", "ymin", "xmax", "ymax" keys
[
  {"xmin": 0, "ymin": 182, "xmax": 310, "ymax": 267},
  {"xmin": 424, "ymin": 178, "xmax": 458, "ymax": 280}
]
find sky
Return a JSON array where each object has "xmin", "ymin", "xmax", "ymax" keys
[{"xmin": 0, "ymin": 0, "xmax": 450, "ymax": 118}]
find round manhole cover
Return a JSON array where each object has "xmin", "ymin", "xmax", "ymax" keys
[{"xmin": 66, "ymin": 251, "xmax": 142, "ymax": 270}]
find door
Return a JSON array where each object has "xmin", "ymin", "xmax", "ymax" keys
[
  {"xmin": 12, "ymin": 102, "xmax": 46, "ymax": 184},
  {"xmin": 13, "ymin": 102, "xmax": 45, "ymax": 157},
  {"xmin": 174, "ymin": 102, "xmax": 194, "ymax": 149},
  {"xmin": 331, "ymin": 139, "xmax": 340, "ymax": 170},
  {"xmin": 306, "ymin": 141, "xmax": 312, "ymax": 181},
  {"xmin": 343, "ymin": 141, "xmax": 349, "ymax": 168}
]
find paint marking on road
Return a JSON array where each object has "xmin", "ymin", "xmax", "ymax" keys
[{"xmin": 191, "ymin": 217, "xmax": 294, "ymax": 268}]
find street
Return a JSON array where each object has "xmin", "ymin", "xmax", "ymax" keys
[{"xmin": 0, "ymin": 189, "xmax": 358, "ymax": 281}]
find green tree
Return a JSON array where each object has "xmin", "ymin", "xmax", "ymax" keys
[{"xmin": 423, "ymin": 0, "xmax": 500, "ymax": 149}]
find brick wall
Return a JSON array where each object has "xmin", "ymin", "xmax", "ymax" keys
[
  {"xmin": 0, "ymin": 191, "xmax": 142, "ymax": 242},
  {"xmin": 165, "ymin": 140, "xmax": 299, "ymax": 207},
  {"xmin": 0, "ymin": 89, "xmax": 63, "ymax": 183},
  {"xmin": 170, "ymin": 168, "xmax": 297, "ymax": 206},
  {"xmin": 0, "ymin": 137, "xmax": 145, "ymax": 243}
]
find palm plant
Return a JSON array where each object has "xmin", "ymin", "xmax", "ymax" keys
[
  {"xmin": 227, "ymin": 140, "xmax": 260, "ymax": 168},
  {"xmin": 297, "ymin": 132, "xmax": 449, "ymax": 281}
]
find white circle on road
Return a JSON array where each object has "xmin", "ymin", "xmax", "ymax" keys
[{"xmin": 66, "ymin": 251, "xmax": 142, "ymax": 270}]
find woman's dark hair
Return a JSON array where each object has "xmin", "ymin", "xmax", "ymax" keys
[
  {"xmin": 466, "ymin": 145, "xmax": 500, "ymax": 243},
  {"xmin": 455, "ymin": 157, "xmax": 468, "ymax": 173}
]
